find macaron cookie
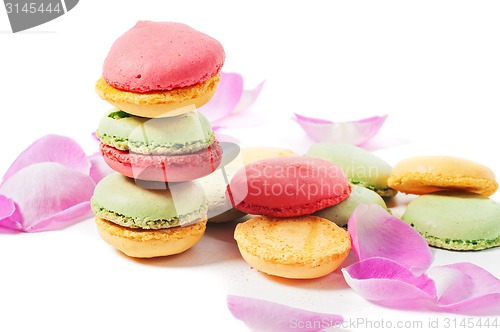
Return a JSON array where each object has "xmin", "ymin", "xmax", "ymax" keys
[
  {"xmin": 227, "ymin": 156, "xmax": 351, "ymax": 217},
  {"xmin": 96, "ymin": 21, "xmax": 225, "ymax": 118},
  {"xmin": 234, "ymin": 215, "xmax": 352, "ymax": 279},
  {"xmin": 96, "ymin": 109, "xmax": 223, "ymax": 182},
  {"xmin": 91, "ymin": 173, "xmax": 208, "ymax": 258},
  {"xmin": 388, "ymin": 156, "xmax": 498, "ymax": 196},
  {"xmin": 197, "ymin": 168, "xmax": 247, "ymax": 223},
  {"xmin": 402, "ymin": 191, "xmax": 500, "ymax": 251},
  {"xmin": 314, "ymin": 185, "xmax": 387, "ymax": 227},
  {"xmin": 305, "ymin": 143, "xmax": 397, "ymax": 198},
  {"xmin": 240, "ymin": 146, "xmax": 297, "ymax": 165}
]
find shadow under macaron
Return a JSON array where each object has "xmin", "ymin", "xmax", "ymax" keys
[{"xmin": 128, "ymin": 219, "xmax": 244, "ymax": 268}]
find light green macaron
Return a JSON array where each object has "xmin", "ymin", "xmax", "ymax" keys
[
  {"xmin": 402, "ymin": 191, "xmax": 500, "ymax": 250},
  {"xmin": 314, "ymin": 185, "xmax": 387, "ymax": 227},
  {"xmin": 91, "ymin": 173, "xmax": 207, "ymax": 229},
  {"xmin": 96, "ymin": 109, "xmax": 215, "ymax": 155},
  {"xmin": 305, "ymin": 143, "xmax": 397, "ymax": 197}
]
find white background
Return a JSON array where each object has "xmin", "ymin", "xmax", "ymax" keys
[{"xmin": 1, "ymin": 1, "xmax": 500, "ymax": 331}]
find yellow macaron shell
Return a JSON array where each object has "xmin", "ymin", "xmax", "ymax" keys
[
  {"xmin": 95, "ymin": 74, "xmax": 220, "ymax": 118},
  {"xmin": 95, "ymin": 217, "xmax": 207, "ymax": 258},
  {"xmin": 234, "ymin": 216, "xmax": 351, "ymax": 279},
  {"xmin": 388, "ymin": 156, "xmax": 498, "ymax": 196}
]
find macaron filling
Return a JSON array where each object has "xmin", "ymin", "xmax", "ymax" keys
[
  {"xmin": 92, "ymin": 201, "xmax": 208, "ymax": 229},
  {"xmin": 350, "ymin": 179, "xmax": 397, "ymax": 198},
  {"xmin": 419, "ymin": 233, "xmax": 500, "ymax": 251},
  {"xmin": 96, "ymin": 110, "xmax": 215, "ymax": 155}
]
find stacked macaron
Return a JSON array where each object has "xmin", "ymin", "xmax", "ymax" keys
[
  {"xmin": 387, "ymin": 156, "xmax": 500, "ymax": 251},
  {"xmin": 91, "ymin": 21, "xmax": 226, "ymax": 258},
  {"xmin": 228, "ymin": 156, "xmax": 353, "ymax": 279}
]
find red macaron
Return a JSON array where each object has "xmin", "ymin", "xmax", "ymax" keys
[
  {"xmin": 100, "ymin": 142, "xmax": 223, "ymax": 183},
  {"xmin": 227, "ymin": 156, "xmax": 351, "ymax": 217}
]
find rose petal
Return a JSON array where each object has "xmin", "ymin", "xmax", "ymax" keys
[
  {"xmin": 28, "ymin": 202, "xmax": 93, "ymax": 232},
  {"xmin": 0, "ymin": 194, "xmax": 21, "ymax": 232},
  {"xmin": 2, "ymin": 135, "xmax": 91, "ymax": 182},
  {"xmin": 0, "ymin": 162, "xmax": 95, "ymax": 232},
  {"xmin": 293, "ymin": 113, "xmax": 387, "ymax": 146},
  {"xmin": 348, "ymin": 204, "xmax": 432, "ymax": 275},
  {"xmin": 342, "ymin": 257, "xmax": 436, "ymax": 309},
  {"xmin": 199, "ymin": 72, "xmax": 243, "ymax": 123},
  {"xmin": 88, "ymin": 152, "xmax": 114, "ymax": 184},
  {"xmin": 232, "ymin": 80, "xmax": 265, "ymax": 114},
  {"xmin": 0, "ymin": 194, "xmax": 15, "ymax": 219},
  {"xmin": 294, "ymin": 113, "xmax": 333, "ymax": 125},
  {"xmin": 227, "ymin": 295, "xmax": 343, "ymax": 332},
  {"xmin": 428, "ymin": 263, "xmax": 500, "ymax": 315}
]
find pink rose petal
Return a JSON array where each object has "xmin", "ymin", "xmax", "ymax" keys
[
  {"xmin": 428, "ymin": 263, "xmax": 500, "ymax": 315},
  {"xmin": 0, "ymin": 162, "xmax": 95, "ymax": 232},
  {"xmin": 199, "ymin": 72, "xmax": 243, "ymax": 123},
  {"xmin": 0, "ymin": 194, "xmax": 21, "ymax": 232},
  {"xmin": 342, "ymin": 258, "xmax": 436, "ymax": 309},
  {"xmin": 0, "ymin": 194, "xmax": 15, "ymax": 219},
  {"xmin": 2, "ymin": 135, "xmax": 91, "ymax": 182},
  {"xmin": 227, "ymin": 295, "xmax": 343, "ymax": 332},
  {"xmin": 348, "ymin": 204, "xmax": 432, "ymax": 275},
  {"xmin": 200, "ymin": 72, "xmax": 265, "ymax": 131},
  {"xmin": 28, "ymin": 201, "xmax": 93, "ymax": 232},
  {"xmin": 293, "ymin": 113, "xmax": 387, "ymax": 146},
  {"xmin": 88, "ymin": 152, "xmax": 113, "ymax": 184},
  {"xmin": 232, "ymin": 80, "xmax": 265, "ymax": 114}
]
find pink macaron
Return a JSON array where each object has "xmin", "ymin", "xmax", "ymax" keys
[
  {"xmin": 227, "ymin": 156, "xmax": 352, "ymax": 217},
  {"xmin": 103, "ymin": 21, "xmax": 225, "ymax": 93}
]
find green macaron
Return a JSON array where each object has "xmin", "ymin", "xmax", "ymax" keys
[
  {"xmin": 96, "ymin": 109, "xmax": 215, "ymax": 155},
  {"xmin": 402, "ymin": 191, "xmax": 500, "ymax": 250},
  {"xmin": 91, "ymin": 173, "xmax": 207, "ymax": 229},
  {"xmin": 305, "ymin": 143, "xmax": 397, "ymax": 197},
  {"xmin": 313, "ymin": 185, "xmax": 388, "ymax": 227}
]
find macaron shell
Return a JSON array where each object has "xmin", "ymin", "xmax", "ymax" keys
[
  {"xmin": 97, "ymin": 110, "xmax": 215, "ymax": 155},
  {"xmin": 100, "ymin": 141, "xmax": 223, "ymax": 182},
  {"xmin": 314, "ymin": 185, "xmax": 387, "ymax": 227},
  {"xmin": 388, "ymin": 156, "xmax": 498, "ymax": 196},
  {"xmin": 227, "ymin": 156, "xmax": 352, "ymax": 217},
  {"xmin": 234, "ymin": 215, "xmax": 351, "ymax": 279},
  {"xmin": 402, "ymin": 191, "xmax": 500, "ymax": 250},
  {"xmin": 95, "ymin": 217, "xmax": 207, "ymax": 258},
  {"xmin": 197, "ymin": 168, "xmax": 246, "ymax": 223},
  {"xmin": 305, "ymin": 143, "xmax": 396, "ymax": 197},
  {"xmin": 103, "ymin": 21, "xmax": 225, "ymax": 93},
  {"xmin": 91, "ymin": 173, "xmax": 207, "ymax": 228},
  {"xmin": 95, "ymin": 74, "xmax": 219, "ymax": 118}
]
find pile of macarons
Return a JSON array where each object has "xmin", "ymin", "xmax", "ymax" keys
[
  {"xmin": 304, "ymin": 144, "xmax": 500, "ymax": 251},
  {"xmin": 226, "ymin": 142, "xmax": 500, "ymax": 279},
  {"xmin": 227, "ymin": 155, "xmax": 354, "ymax": 279},
  {"xmin": 227, "ymin": 144, "xmax": 396, "ymax": 279},
  {"xmin": 91, "ymin": 21, "xmax": 226, "ymax": 258},
  {"xmin": 388, "ymin": 156, "xmax": 500, "ymax": 251}
]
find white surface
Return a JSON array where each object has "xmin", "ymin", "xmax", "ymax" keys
[{"xmin": 1, "ymin": 1, "xmax": 500, "ymax": 331}]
